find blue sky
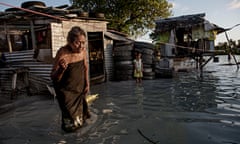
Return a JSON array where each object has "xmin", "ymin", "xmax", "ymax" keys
[{"xmin": 0, "ymin": 0, "xmax": 240, "ymax": 44}]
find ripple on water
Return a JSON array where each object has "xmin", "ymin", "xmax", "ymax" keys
[
  {"xmin": 72, "ymin": 58, "xmax": 238, "ymax": 144},
  {"xmin": 1, "ymin": 56, "xmax": 240, "ymax": 144}
]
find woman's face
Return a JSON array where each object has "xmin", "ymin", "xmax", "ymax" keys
[{"xmin": 70, "ymin": 35, "xmax": 86, "ymax": 53}]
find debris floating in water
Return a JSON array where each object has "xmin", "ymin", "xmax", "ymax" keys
[
  {"xmin": 86, "ymin": 94, "xmax": 99, "ymax": 104},
  {"xmin": 102, "ymin": 109, "xmax": 113, "ymax": 114}
]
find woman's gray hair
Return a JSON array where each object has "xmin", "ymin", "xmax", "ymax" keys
[{"xmin": 67, "ymin": 26, "xmax": 86, "ymax": 43}]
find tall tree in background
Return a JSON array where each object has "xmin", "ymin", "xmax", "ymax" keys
[{"xmin": 70, "ymin": 0, "xmax": 172, "ymax": 38}]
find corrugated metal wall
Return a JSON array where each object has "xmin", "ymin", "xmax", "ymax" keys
[
  {"xmin": 0, "ymin": 50, "xmax": 52, "ymax": 96},
  {"xmin": 104, "ymin": 39, "xmax": 114, "ymax": 81}
]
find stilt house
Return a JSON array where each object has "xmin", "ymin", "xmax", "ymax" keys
[{"xmin": 152, "ymin": 13, "xmax": 224, "ymax": 72}]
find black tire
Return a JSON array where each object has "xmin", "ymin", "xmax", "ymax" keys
[
  {"xmin": 143, "ymin": 68, "xmax": 153, "ymax": 73},
  {"xmin": 5, "ymin": 8, "xmax": 20, "ymax": 12},
  {"xmin": 143, "ymin": 64, "xmax": 152, "ymax": 68},
  {"xmin": 141, "ymin": 48, "xmax": 154, "ymax": 55},
  {"xmin": 114, "ymin": 45, "xmax": 133, "ymax": 51},
  {"xmin": 115, "ymin": 63, "xmax": 133, "ymax": 70},
  {"xmin": 114, "ymin": 51, "xmax": 132, "ymax": 57},
  {"xmin": 143, "ymin": 59, "xmax": 153, "ymax": 65},
  {"xmin": 21, "ymin": 1, "xmax": 46, "ymax": 8},
  {"xmin": 78, "ymin": 12, "xmax": 89, "ymax": 17},
  {"xmin": 95, "ymin": 13, "xmax": 105, "ymax": 18},
  {"xmin": 142, "ymin": 54, "xmax": 153, "ymax": 65},
  {"xmin": 143, "ymin": 72, "xmax": 155, "ymax": 76},
  {"xmin": 134, "ymin": 48, "xmax": 154, "ymax": 55},
  {"xmin": 114, "ymin": 56, "xmax": 132, "ymax": 61}
]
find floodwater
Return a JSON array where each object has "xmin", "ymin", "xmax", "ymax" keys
[{"xmin": 0, "ymin": 55, "xmax": 240, "ymax": 144}]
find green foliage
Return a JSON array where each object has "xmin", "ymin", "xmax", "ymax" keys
[
  {"xmin": 215, "ymin": 39, "xmax": 240, "ymax": 55},
  {"xmin": 70, "ymin": 0, "xmax": 172, "ymax": 37}
]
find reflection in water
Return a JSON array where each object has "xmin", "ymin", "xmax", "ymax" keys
[
  {"xmin": 87, "ymin": 55, "xmax": 240, "ymax": 144},
  {"xmin": 134, "ymin": 85, "xmax": 144, "ymax": 111},
  {"xmin": 205, "ymin": 56, "xmax": 240, "ymax": 128},
  {"xmin": 0, "ymin": 55, "xmax": 240, "ymax": 144}
]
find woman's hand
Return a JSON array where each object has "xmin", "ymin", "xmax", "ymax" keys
[
  {"xmin": 51, "ymin": 58, "xmax": 68, "ymax": 82},
  {"xmin": 59, "ymin": 58, "xmax": 68, "ymax": 69}
]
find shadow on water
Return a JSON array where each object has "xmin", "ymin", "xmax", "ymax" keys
[{"xmin": 0, "ymin": 55, "xmax": 240, "ymax": 144}]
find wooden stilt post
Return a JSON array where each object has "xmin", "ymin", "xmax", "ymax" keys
[
  {"xmin": 11, "ymin": 73, "xmax": 17, "ymax": 99},
  {"xmin": 24, "ymin": 70, "xmax": 30, "ymax": 96},
  {"xmin": 225, "ymin": 31, "xmax": 239, "ymax": 70},
  {"xmin": 4, "ymin": 22, "xmax": 12, "ymax": 53},
  {"xmin": 200, "ymin": 55, "xmax": 203, "ymax": 78},
  {"xmin": 30, "ymin": 20, "xmax": 37, "ymax": 50},
  {"xmin": 196, "ymin": 56, "xmax": 199, "ymax": 69}
]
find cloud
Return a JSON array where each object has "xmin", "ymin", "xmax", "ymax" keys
[{"xmin": 228, "ymin": 0, "xmax": 240, "ymax": 9}]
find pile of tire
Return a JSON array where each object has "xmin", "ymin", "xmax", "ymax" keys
[
  {"xmin": 113, "ymin": 41, "xmax": 134, "ymax": 81},
  {"xmin": 5, "ymin": 1, "xmax": 46, "ymax": 12},
  {"xmin": 21, "ymin": 1, "xmax": 46, "ymax": 8},
  {"xmin": 134, "ymin": 41, "xmax": 155, "ymax": 80}
]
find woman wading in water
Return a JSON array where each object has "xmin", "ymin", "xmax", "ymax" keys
[{"xmin": 51, "ymin": 26, "xmax": 90, "ymax": 132}]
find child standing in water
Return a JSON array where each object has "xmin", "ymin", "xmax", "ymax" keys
[{"xmin": 133, "ymin": 52, "xmax": 143, "ymax": 84}]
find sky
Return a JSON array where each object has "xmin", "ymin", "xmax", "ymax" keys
[{"xmin": 0, "ymin": 0, "xmax": 240, "ymax": 45}]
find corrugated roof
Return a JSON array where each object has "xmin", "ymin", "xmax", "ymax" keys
[
  {"xmin": 155, "ymin": 13, "xmax": 224, "ymax": 33},
  {"xmin": 105, "ymin": 31, "xmax": 133, "ymax": 42}
]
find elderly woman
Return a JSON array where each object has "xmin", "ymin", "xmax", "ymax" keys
[{"xmin": 51, "ymin": 26, "xmax": 90, "ymax": 132}]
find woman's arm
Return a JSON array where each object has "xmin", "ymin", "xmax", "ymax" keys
[
  {"xmin": 51, "ymin": 48, "xmax": 67, "ymax": 82},
  {"xmin": 83, "ymin": 50, "xmax": 89, "ymax": 94}
]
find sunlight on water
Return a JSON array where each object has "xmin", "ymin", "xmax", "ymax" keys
[
  {"xmin": 1, "ymin": 55, "xmax": 240, "ymax": 144},
  {"xmin": 86, "ymin": 55, "xmax": 240, "ymax": 144},
  {"xmin": 220, "ymin": 120, "xmax": 240, "ymax": 126}
]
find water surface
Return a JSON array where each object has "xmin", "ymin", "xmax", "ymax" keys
[{"xmin": 0, "ymin": 55, "xmax": 240, "ymax": 144}]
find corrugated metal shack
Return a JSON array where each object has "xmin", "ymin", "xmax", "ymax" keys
[
  {"xmin": 153, "ymin": 13, "xmax": 224, "ymax": 76},
  {"xmin": 104, "ymin": 30, "xmax": 134, "ymax": 81},
  {"xmin": 0, "ymin": 1, "xmax": 115, "ymax": 97}
]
